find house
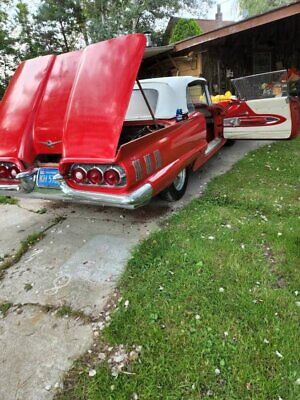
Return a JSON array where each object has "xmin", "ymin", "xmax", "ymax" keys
[{"xmin": 141, "ymin": 1, "xmax": 300, "ymax": 94}]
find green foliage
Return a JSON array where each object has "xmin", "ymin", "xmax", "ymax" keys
[
  {"xmin": 170, "ymin": 18, "xmax": 202, "ymax": 43},
  {"xmin": 35, "ymin": 0, "xmax": 89, "ymax": 53},
  {"xmin": 0, "ymin": 231, "xmax": 45, "ymax": 280},
  {"xmin": 0, "ymin": 195, "xmax": 18, "ymax": 205},
  {"xmin": 0, "ymin": 0, "xmax": 215, "ymax": 97},
  {"xmin": 85, "ymin": 0, "xmax": 209, "ymax": 43},
  {"xmin": 15, "ymin": 1, "xmax": 40, "ymax": 59},
  {"xmin": 0, "ymin": 0, "xmax": 18, "ymax": 98},
  {"xmin": 239, "ymin": 0, "xmax": 292, "ymax": 17},
  {"xmin": 0, "ymin": 302, "xmax": 12, "ymax": 316}
]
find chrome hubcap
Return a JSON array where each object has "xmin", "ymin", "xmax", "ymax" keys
[{"xmin": 173, "ymin": 169, "xmax": 186, "ymax": 191}]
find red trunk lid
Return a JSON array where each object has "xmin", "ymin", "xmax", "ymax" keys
[
  {"xmin": 63, "ymin": 34, "xmax": 146, "ymax": 161},
  {"xmin": 0, "ymin": 34, "xmax": 146, "ymax": 165}
]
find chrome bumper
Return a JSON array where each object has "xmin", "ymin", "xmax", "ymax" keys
[
  {"xmin": 0, "ymin": 169, "xmax": 37, "ymax": 192},
  {"xmin": 2, "ymin": 168, "xmax": 153, "ymax": 209},
  {"xmin": 0, "ymin": 184, "xmax": 19, "ymax": 191},
  {"xmin": 60, "ymin": 181, "xmax": 153, "ymax": 209}
]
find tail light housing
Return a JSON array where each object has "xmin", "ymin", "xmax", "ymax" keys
[
  {"xmin": 87, "ymin": 168, "xmax": 103, "ymax": 185},
  {"xmin": 0, "ymin": 163, "xmax": 20, "ymax": 180},
  {"xmin": 71, "ymin": 167, "xmax": 87, "ymax": 184},
  {"xmin": 0, "ymin": 165, "xmax": 9, "ymax": 179},
  {"xmin": 69, "ymin": 164, "xmax": 126, "ymax": 187},
  {"xmin": 104, "ymin": 168, "xmax": 120, "ymax": 186},
  {"xmin": 8, "ymin": 166, "xmax": 20, "ymax": 179}
]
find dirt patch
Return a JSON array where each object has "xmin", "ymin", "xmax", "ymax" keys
[
  {"xmin": 263, "ymin": 243, "xmax": 276, "ymax": 267},
  {"xmin": 263, "ymin": 243, "xmax": 286, "ymax": 289},
  {"xmin": 129, "ymin": 204, "xmax": 171, "ymax": 221}
]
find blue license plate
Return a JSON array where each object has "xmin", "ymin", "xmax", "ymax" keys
[{"xmin": 37, "ymin": 168, "xmax": 60, "ymax": 189}]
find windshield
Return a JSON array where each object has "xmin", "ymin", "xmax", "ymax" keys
[{"xmin": 232, "ymin": 70, "xmax": 288, "ymax": 101}]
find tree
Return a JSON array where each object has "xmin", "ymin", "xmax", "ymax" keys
[
  {"xmin": 170, "ymin": 18, "xmax": 202, "ymax": 43},
  {"xmin": 15, "ymin": 1, "xmax": 40, "ymax": 59},
  {"xmin": 0, "ymin": 0, "xmax": 18, "ymax": 98},
  {"xmin": 0, "ymin": 0, "xmax": 214, "ymax": 97},
  {"xmin": 87, "ymin": 0, "xmax": 213, "ymax": 43},
  {"xmin": 239, "ymin": 0, "xmax": 292, "ymax": 17},
  {"xmin": 35, "ymin": 0, "xmax": 89, "ymax": 53}
]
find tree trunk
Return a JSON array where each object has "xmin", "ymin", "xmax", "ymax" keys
[
  {"xmin": 82, "ymin": 26, "xmax": 89, "ymax": 45},
  {"xmin": 58, "ymin": 19, "xmax": 70, "ymax": 52}
]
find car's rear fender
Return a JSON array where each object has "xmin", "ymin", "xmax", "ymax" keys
[{"xmin": 117, "ymin": 114, "xmax": 207, "ymax": 195}]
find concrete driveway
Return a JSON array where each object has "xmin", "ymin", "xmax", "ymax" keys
[{"xmin": 0, "ymin": 141, "xmax": 271, "ymax": 400}]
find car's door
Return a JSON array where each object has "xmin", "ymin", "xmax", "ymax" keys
[{"xmin": 223, "ymin": 70, "xmax": 300, "ymax": 140}]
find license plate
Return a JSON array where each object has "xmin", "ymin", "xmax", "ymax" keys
[{"xmin": 37, "ymin": 168, "xmax": 60, "ymax": 189}]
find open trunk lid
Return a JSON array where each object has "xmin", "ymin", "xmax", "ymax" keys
[
  {"xmin": 0, "ymin": 34, "xmax": 146, "ymax": 165},
  {"xmin": 62, "ymin": 34, "xmax": 146, "ymax": 161}
]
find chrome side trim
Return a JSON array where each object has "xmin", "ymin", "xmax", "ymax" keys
[
  {"xmin": 60, "ymin": 182, "xmax": 153, "ymax": 209},
  {"xmin": 132, "ymin": 159, "xmax": 142, "ymax": 181},
  {"xmin": 0, "ymin": 184, "xmax": 19, "ymax": 191},
  {"xmin": 223, "ymin": 117, "xmax": 241, "ymax": 128},
  {"xmin": 154, "ymin": 150, "xmax": 162, "ymax": 169},
  {"xmin": 144, "ymin": 154, "xmax": 153, "ymax": 174},
  {"xmin": 205, "ymin": 138, "xmax": 222, "ymax": 155}
]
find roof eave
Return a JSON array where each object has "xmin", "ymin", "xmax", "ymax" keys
[{"xmin": 174, "ymin": 0, "xmax": 300, "ymax": 52}]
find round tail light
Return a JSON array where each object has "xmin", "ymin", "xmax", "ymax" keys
[
  {"xmin": 71, "ymin": 167, "xmax": 87, "ymax": 184},
  {"xmin": 0, "ymin": 165, "xmax": 9, "ymax": 179},
  {"xmin": 87, "ymin": 168, "xmax": 103, "ymax": 185},
  {"xmin": 104, "ymin": 168, "xmax": 121, "ymax": 186},
  {"xmin": 9, "ymin": 166, "xmax": 20, "ymax": 179}
]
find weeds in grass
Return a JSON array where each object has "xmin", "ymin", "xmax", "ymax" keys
[
  {"xmin": 0, "ymin": 195, "xmax": 18, "ymax": 205},
  {"xmin": 0, "ymin": 302, "xmax": 13, "ymax": 316},
  {"xmin": 0, "ymin": 213, "xmax": 67, "ymax": 280},
  {"xmin": 55, "ymin": 305, "xmax": 91, "ymax": 323},
  {"xmin": 24, "ymin": 283, "xmax": 33, "ymax": 292},
  {"xmin": 36, "ymin": 207, "xmax": 47, "ymax": 214},
  {"xmin": 0, "ymin": 232, "xmax": 45, "ymax": 280}
]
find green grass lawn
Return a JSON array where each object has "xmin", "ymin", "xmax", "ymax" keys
[{"xmin": 58, "ymin": 139, "xmax": 300, "ymax": 400}]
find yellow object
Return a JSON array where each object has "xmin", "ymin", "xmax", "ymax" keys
[{"xmin": 212, "ymin": 92, "xmax": 232, "ymax": 103}]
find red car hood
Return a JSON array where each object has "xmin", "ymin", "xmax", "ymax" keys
[{"xmin": 0, "ymin": 34, "xmax": 146, "ymax": 165}]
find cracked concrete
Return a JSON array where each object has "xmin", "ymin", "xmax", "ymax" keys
[
  {"xmin": 0, "ymin": 305, "xmax": 93, "ymax": 400},
  {"xmin": 0, "ymin": 141, "xmax": 272, "ymax": 399},
  {"xmin": 0, "ymin": 198, "xmax": 63, "ymax": 259},
  {"xmin": 0, "ymin": 234, "xmax": 135, "ymax": 316}
]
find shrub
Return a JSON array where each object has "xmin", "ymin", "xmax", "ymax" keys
[{"xmin": 170, "ymin": 18, "xmax": 202, "ymax": 43}]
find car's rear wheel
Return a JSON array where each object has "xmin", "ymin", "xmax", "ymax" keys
[{"xmin": 160, "ymin": 168, "xmax": 189, "ymax": 202}]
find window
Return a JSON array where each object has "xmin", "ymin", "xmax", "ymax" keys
[
  {"xmin": 186, "ymin": 82, "xmax": 208, "ymax": 112},
  {"xmin": 126, "ymin": 89, "xmax": 158, "ymax": 120},
  {"xmin": 232, "ymin": 70, "xmax": 288, "ymax": 101}
]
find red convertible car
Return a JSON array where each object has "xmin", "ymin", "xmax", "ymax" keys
[{"xmin": 0, "ymin": 34, "xmax": 299, "ymax": 208}]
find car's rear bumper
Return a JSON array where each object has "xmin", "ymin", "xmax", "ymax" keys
[
  {"xmin": 0, "ymin": 170, "xmax": 153, "ymax": 209},
  {"xmin": 0, "ymin": 184, "xmax": 19, "ymax": 191},
  {"xmin": 60, "ymin": 181, "xmax": 153, "ymax": 209}
]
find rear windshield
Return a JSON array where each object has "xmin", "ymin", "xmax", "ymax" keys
[
  {"xmin": 126, "ymin": 89, "xmax": 158, "ymax": 120},
  {"xmin": 232, "ymin": 70, "xmax": 288, "ymax": 101}
]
